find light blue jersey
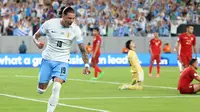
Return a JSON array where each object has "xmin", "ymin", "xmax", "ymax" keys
[{"xmin": 38, "ymin": 18, "xmax": 83, "ymax": 83}]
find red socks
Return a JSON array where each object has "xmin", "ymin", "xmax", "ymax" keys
[
  {"xmin": 149, "ymin": 63, "xmax": 160, "ymax": 74},
  {"xmin": 94, "ymin": 66, "xmax": 102, "ymax": 78}
]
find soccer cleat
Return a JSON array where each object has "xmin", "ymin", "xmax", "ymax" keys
[
  {"xmin": 118, "ymin": 84, "xmax": 129, "ymax": 90},
  {"xmin": 156, "ymin": 74, "xmax": 160, "ymax": 78},
  {"xmin": 128, "ymin": 85, "xmax": 143, "ymax": 90},
  {"xmin": 90, "ymin": 77, "xmax": 98, "ymax": 80},
  {"xmin": 99, "ymin": 71, "xmax": 104, "ymax": 79},
  {"xmin": 149, "ymin": 74, "xmax": 153, "ymax": 78}
]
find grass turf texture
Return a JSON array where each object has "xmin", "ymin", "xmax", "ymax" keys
[{"xmin": 0, "ymin": 67, "xmax": 200, "ymax": 112}]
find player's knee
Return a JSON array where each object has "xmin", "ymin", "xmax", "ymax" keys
[{"xmin": 37, "ymin": 87, "xmax": 46, "ymax": 94}]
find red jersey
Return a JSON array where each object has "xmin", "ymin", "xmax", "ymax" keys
[
  {"xmin": 150, "ymin": 38, "xmax": 162, "ymax": 55},
  {"xmin": 93, "ymin": 35, "xmax": 102, "ymax": 54},
  {"xmin": 178, "ymin": 32, "xmax": 196, "ymax": 56},
  {"xmin": 178, "ymin": 67, "xmax": 198, "ymax": 90}
]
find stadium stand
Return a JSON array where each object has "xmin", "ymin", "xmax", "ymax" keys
[{"xmin": 0, "ymin": 0, "xmax": 200, "ymax": 37}]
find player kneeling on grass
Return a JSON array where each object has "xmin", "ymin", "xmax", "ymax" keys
[
  {"xmin": 119, "ymin": 40, "xmax": 144, "ymax": 90},
  {"xmin": 178, "ymin": 59, "xmax": 200, "ymax": 94}
]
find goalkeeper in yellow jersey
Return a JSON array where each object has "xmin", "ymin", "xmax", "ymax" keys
[{"xmin": 119, "ymin": 40, "xmax": 144, "ymax": 90}]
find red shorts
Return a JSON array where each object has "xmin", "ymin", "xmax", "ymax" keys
[
  {"xmin": 151, "ymin": 55, "xmax": 160, "ymax": 63},
  {"xmin": 179, "ymin": 84, "xmax": 196, "ymax": 94},
  {"xmin": 91, "ymin": 53, "xmax": 100, "ymax": 67},
  {"xmin": 179, "ymin": 54, "xmax": 192, "ymax": 67}
]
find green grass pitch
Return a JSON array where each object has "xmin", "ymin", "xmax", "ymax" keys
[{"xmin": 0, "ymin": 67, "xmax": 200, "ymax": 112}]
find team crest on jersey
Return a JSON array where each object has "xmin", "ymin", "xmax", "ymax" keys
[
  {"xmin": 66, "ymin": 33, "xmax": 70, "ymax": 38},
  {"xmin": 155, "ymin": 42, "xmax": 159, "ymax": 46}
]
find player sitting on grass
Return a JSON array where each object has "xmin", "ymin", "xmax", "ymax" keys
[
  {"xmin": 119, "ymin": 40, "xmax": 144, "ymax": 90},
  {"xmin": 178, "ymin": 59, "xmax": 200, "ymax": 94}
]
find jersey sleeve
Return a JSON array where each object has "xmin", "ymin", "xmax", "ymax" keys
[
  {"xmin": 39, "ymin": 21, "xmax": 49, "ymax": 35},
  {"xmin": 75, "ymin": 26, "xmax": 83, "ymax": 44},
  {"xmin": 97, "ymin": 37, "xmax": 101, "ymax": 44}
]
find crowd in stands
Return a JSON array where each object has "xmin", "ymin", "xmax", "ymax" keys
[{"xmin": 0, "ymin": 0, "xmax": 200, "ymax": 37}]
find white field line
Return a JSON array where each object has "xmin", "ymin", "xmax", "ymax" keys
[
  {"xmin": 58, "ymin": 95, "xmax": 200, "ymax": 100},
  {"xmin": 0, "ymin": 93, "xmax": 109, "ymax": 112},
  {"xmin": 15, "ymin": 75, "xmax": 177, "ymax": 90}
]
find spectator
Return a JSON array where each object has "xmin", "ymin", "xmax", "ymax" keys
[
  {"xmin": 19, "ymin": 40, "xmax": 27, "ymax": 54},
  {"xmin": 163, "ymin": 43, "xmax": 171, "ymax": 53},
  {"xmin": 0, "ymin": 0, "xmax": 199, "ymax": 37}
]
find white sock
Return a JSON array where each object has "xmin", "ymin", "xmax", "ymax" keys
[
  {"xmin": 47, "ymin": 82, "xmax": 62, "ymax": 112},
  {"xmin": 177, "ymin": 60, "xmax": 183, "ymax": 73}
]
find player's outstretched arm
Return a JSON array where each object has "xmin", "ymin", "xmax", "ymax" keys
[
  {"xmin": 33, "ymin": 30, "xmax": 44, "ymax": 49},
  {"xmin": 78, "ymin": 43, "xmax": 90, "ymax": 74}
]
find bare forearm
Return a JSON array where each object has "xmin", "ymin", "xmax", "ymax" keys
[
  {"xmin": 33, "ymin": 31, "xmax": 40, "ymax": 44},
  {"xmin": 194, "ymin": 46, "xmax": 197, "ymax": 57},
  {"xmin": 149, "ymin": 48, "xmax": 153, "ymax": 55},
  {"xmin": 78, "ymin": 43, "xmax": 89, "ymax": 64},
  {"xmin": 176, "ymin": 43, "xmax": 180, "ymax": 55}
]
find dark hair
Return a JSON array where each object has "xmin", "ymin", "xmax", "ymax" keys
[
  {"xmin": 62, "ymin": 7, "xmax": 75, "ymax": 16},
  {"xmin": 126, "ymin": 40, "xmax": 132, "ymax": 50},
  {"xmin": 88, "ymin": 42, "xmax": 91, "ymax": 45},
  {"xmin": 186, "ymin": 24, "xmax": 193, "ymax": 28},
  {"xmin": 93, "ymin": 27, "xmax": 99, "ymax": 32},
  {"xmin": 165, "ymin": 43, "xmax": 169, "ymax": 45},
  {"xmin": 189, "ymin": 58, "xmax": 197, "ymax": 65}
]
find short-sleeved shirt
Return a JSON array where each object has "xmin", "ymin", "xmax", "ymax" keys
[
  {"xmin": 39, "ymin": 18, "xmax": 83, "ymax": 63},
  {"xmin": 92, "ymin": 34, "xmax": 102, "ymax": 54},
  {"xmin": 150, "ymin": 38, "xmax": 162, "ymax": 55},
  {"xmin": 178, "ymin": 32, "xmax": 196, "ymax": 56}
]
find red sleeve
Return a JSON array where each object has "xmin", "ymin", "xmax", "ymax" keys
[
  {"xmin": 193, "ymin": 36, "xmax": 196, "ymax": 46},
  {"xmin": 191, "ymin": 69, "xmax": 199, "ymax": 79},
  {"xmin": 97, "ymin": 37, "xmax": 101, "ymax": 44}
]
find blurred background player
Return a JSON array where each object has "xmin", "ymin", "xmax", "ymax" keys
[
  {"xmin": 122, "ymin": 44, "xmax": 129, "ymax": 54},
  {"xmin": 86, "ymin": 42, "xmax": 92, "ymax": 55},
  {"xmin": 149, "ymin": 32, "xmax": 162, "ymax": 78},
  {"xmin": 178, "ymin": 59, "xmax": 200, "ymax": 94},
  {"xmin": 90, "ymin": 28, "xmax": 104, "ymax": 80},
  {"xmin": 119, "ymin": 40, "xmax": 144, "ymax": 90},
  {"xmin": 33, "ymin": 7, "xmax": 90, "ymax": 112},
  {"xmin": 176, "ymin": 25, "xmax": 197, "ymax": 72},
  {"xmin": 163, "ymin": 43, "xmax": 171, "ymax": 54}
]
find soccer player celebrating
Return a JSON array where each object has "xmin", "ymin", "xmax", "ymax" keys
[
  {"xmin": 177, "ymin": 25, "xmax": 197, "ymax": 72},
  {"xmin": 119, "ymin": 40, "xmax": 144, "ymax": 90},
  {"xmin": 90, "ymin": 28, "xmax": 104, "ymax": 80},
  {"xmin": 33, "ymin": 7, "xmax": 90, "ymax": 112},
  {"xmin": 178, "ymin": 59, "xmax": 200, "ymax": 94},
  {"xmin": 149, "ymin": 32, "xmax": 162, "ymax": 78}
]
